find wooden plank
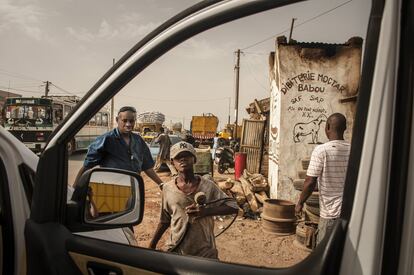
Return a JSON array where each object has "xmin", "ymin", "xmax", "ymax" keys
[
  {"xmin": 254, "ymin": 191, "xmax": 269, "ymax": 204},
  {"xmin": 218, "ymin": 179, "xmax": 234, "ymax": 190},
  {"xmin": 230, "ymin": 182, "xmax": 246, "ymax": 205},
  {"xmin": 239, "ymin": 176, "xmax": 259, "ymax": 212}
]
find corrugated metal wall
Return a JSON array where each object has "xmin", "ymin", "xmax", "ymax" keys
[{"xmin": 240, "ymin": 119, "xmax": 266, "ymax": 173}]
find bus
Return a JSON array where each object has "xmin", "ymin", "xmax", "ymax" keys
[{"xmin": 2, "ymin": 96, "xmax": 111, "ymax": 154}]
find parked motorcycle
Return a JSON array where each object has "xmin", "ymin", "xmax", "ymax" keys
[{"xmin": 214, "ymin": 146, "xmax": 234, "ymax": 174}]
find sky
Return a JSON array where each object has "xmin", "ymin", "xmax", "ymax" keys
[{"xmin": 0, "ymin": 0, "xmax": 371, "ymax": 130}]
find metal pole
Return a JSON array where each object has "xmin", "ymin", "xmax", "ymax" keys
[
  {"xmin": 111, "ymin": 58, "xmax": 115, "ymax": 128},
  {"xmin": 288, "ymin": 18, "xmax": 296, "ymax": 43},
  {"xmin": 44, "ymin": 81, "xmax": 50, "ymax": 97},
  {"xmin": 227, "ymin": 97, "xmax": 231, "ymax": 125},
  {"xmin": 234, "ymin": 49, "xmax": 241, "ymax": 139}
]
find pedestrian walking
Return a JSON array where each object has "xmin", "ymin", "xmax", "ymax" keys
[
  {"xmin": 295, "ymin": 113, "xmax": 351, "ymax": 245},
  {"xmin": 75, "ymin": 106, "xmax": 163, "ymax": 189},
  {"xmin": 149, "ymin": 141, "xmax": 238, "ymax": 259},
  {"xmin": 154, "ymin": 127, "xmax": 176, "ymax": 175},
  {"xmin": 212, "ymin": 133, "xmax": 219, "ymax": 159}
]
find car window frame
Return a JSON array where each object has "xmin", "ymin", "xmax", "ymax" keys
[{"xmin": 29, "ymin": 0, "xmax": 389, "ymax": 273}]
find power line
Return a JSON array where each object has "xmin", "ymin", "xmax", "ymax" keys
[
  {"xmin": 241, "ymin": 0, "xmax": 353, "ymax": 50},
  {"xmin": 118, "ymin": 94, "xmax": 230, "ymax": 103},
  {"xmin": 242, "ymin": 53, "xmax": 269, "ymax": 92},
  {"xmin": 0, "ymin": 85, "xmax": 44, "ymax": 94},
  {"xmin": 49, "ymin": 83, "xmax": 82, "ymax": 96},
  {"xmin": 5, "ymin": 85, "xmax": 43, "ymax": 89},
  {"xmin": 0, "ymin": 69, "xmax": 43, "ymax": 82},
  {"xmin": 243, "ymin": 52, "xmax": 268, "ymax": 56}
]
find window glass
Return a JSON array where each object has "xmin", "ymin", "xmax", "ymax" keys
[
  {"xmin": 64, "ymin": 105, "xmax": 72, "ymax": 118},
  {"xmin": 53, "ymin": 104, "xmax": 63, "ymax": 124},
  {"xmin": 95, "ymin": 113, "xmax": 102, "ymax": 126},
  {"xmin": 102, "ymin": 113, "xmax": 109, "ymax": 127},
  {"xmin": 89, "ymin": 115, "xmax": 96, "ymax": 126}
]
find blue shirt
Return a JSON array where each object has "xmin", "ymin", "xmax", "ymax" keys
[{"xmin": 84, "ymin": 128, "xmax": 154, "ymax": 173}]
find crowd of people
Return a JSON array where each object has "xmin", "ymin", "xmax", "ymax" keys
[{"xmin": 73, "ymin": 105, "xmax": 351, "ymax": 258}]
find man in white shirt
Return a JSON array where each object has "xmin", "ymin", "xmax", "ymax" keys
[{"xmin": 295, "ymin": 113, "xmax": 350, "ymax": 245}]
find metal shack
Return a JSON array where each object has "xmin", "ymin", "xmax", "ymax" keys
[{"xmin": 268, "ymin": 36, "xmax": 362, "ymax": 201}]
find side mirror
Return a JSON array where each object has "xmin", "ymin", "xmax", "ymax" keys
[{"xmin": 68, "ymin": 168, "xmax": 144, "ymax": 231}]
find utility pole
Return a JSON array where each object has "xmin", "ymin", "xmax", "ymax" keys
[
  {"xmin": 111, "ymin": 58, "xmax": 115, "ymax": 128},
  {"xmin": 44, "ymin": 81, "xmax": 50, "ymax": 97},
  {"xmin": 288, "ymin": 18, "xmax": 296, "ymax": 43},
  {"xmin": 233, "ymin": 49, "xmax": 241, "ymax": 139},
  {"xmin": 227, "ymin": 97, "xmax": 231, "ymax": 125}
]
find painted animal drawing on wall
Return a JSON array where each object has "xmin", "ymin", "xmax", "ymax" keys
[
  {"xmin": 293, "ymin": 114, "xmax": 327, "ymax": 144},
  {"xmin": 269, "ymin": 126, "xmax": 279, "ymax": 164}
]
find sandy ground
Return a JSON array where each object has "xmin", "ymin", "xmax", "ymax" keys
[
  {"xmin": 134, "ymin": 170, "xmax": 310, "ymax": 268},
  {"xmin": 69, "ymin": 152, "xmax": 310, "ymax": 268}
]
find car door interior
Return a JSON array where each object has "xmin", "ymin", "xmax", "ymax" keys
[
  {"xmin": 0, "ymin": 158, "xmax": 15, "ymax": 275},
  {"xmin": 24, "ymin": 0, "xmax": 387, "ymax": 274}
]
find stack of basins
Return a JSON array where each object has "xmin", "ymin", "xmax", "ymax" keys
[
  {"xmin": 261, "ymin": 199, "xmax": 296, "ymax": 235},
  {"xmin": 293, "ymin": 157, "xmax": 320, "ymax": 250}
]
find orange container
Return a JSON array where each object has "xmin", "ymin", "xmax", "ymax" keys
[{"xmin": 234, "ymin": 152, "xmax": 247, "ymax": 180}]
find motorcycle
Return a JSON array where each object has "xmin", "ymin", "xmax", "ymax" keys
[{"xmin": 214, "ymin": 146, "xmax": 234, "ymax": 174}]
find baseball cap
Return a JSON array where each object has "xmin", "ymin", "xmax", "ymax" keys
[{"xmin": 170, "ymin": 141, "xmax": 197, "ymax": 160}]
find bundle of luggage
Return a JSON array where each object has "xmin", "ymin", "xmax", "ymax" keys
[{"xmin": 137, "ymin": 112, "xmax": 165, "ymax": 124}]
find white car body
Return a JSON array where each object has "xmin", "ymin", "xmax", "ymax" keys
[{"xmin": 0, "ymin": 127, "xmax": 136, "ymax": 274}]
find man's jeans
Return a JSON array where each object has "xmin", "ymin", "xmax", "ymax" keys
[{"xmin": 317, "ymin": 217, "xmax": 338, "ymax": 245}]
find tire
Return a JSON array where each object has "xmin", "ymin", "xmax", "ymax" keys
[
  {"xmin": 305, "ymin": 203, "xmax": 320, "ymax": 216},
  {"xmin": 306, "ymin": 192, "xmax": 319, "ymax": 206},
  {"xmin": 217, "ymin": 158, "xmax": 227, "ymax": 174},
  {"xmin": 298, "ymin": 170, "xmax": 307, "ymax": 179},
  {"xmin": 305, "ymin": 208, "xmax": 320, "ymax": 224},
  {"xmin": 302, "ymin": 158, "xmax": 310, "ymax": 170},
  {"xmin": 218, "ymin": 165, "xmax": 226, "ymax": 174},
  {"xmin": 293, "ymin": 179, "xmax": 304, "ymax": 191}
]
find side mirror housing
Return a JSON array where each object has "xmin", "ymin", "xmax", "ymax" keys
[{"xmin": 67, "ymin": 167, "xmax": 144, "ymax": 232}]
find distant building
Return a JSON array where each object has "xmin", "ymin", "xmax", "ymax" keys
[{"xmin": 0, "ymin": 90, "xmax": 21, "ymax": 124}]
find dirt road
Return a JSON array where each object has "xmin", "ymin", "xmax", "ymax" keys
[{"xmin": 135, "ymin": 171, "xmax": 310, "ymax": 268}]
